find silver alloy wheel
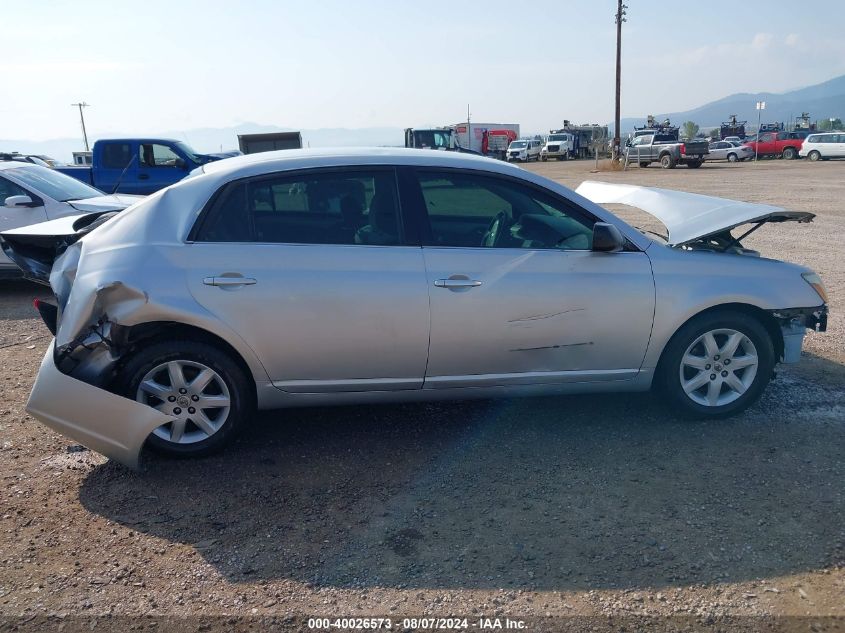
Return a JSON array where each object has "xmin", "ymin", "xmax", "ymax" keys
[
  {"xmin": 679, "ymin": 328, "xmax": 759, "ymax": 407},
  {"xmin": 136, "ymin": 360, "xmax": 231, "ymax": 444}
]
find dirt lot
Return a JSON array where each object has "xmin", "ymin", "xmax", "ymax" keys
[{"xmin": 1, "ymin": 159, "xmax": 843, "ymax": 632}]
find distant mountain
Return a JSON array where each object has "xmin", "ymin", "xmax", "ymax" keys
[
  {"xmin": 617, "ymin": 74, "xmax": 845, "ymax": 134},
  {"xmin": 1, "ymin": 123, "xmax": 406, "ymax": 163}
]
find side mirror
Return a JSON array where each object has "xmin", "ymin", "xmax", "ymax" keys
[
  {"xmin": 4, "ymin": 195, "xmax": 34, "ymax": 208},
  {"xmin": 174, "ymin": 158, "xmax": 187, "ymax": 169},
  {"xmin": 592, "ymin": 222, "xmax": 624, "ymax": 252}
]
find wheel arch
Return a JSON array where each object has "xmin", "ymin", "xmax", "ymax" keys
[
  {"xmin": 653, "ymin": 302, "xmax": 784, "ymax": 377},
  {"xmin": 119, "ymin": 321, "xmax": 259, "ymax": 403}
]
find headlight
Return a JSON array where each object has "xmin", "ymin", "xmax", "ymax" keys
[{"xmin": 802, "ymin": 272, "xmax": 828, "ymax": 303}]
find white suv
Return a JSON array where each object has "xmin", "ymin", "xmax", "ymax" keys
[
  {"xmin": 506, "ymin": 139, "xmax": 541, "ymax": 162},
  {"xmin": 800, "ymin": 132, "xmax": 845, "ymax": 161}
]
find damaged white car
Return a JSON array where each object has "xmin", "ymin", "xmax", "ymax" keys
[{"xmin": 0, "ymin": 149, "xmax": 828, "ymax": 469}]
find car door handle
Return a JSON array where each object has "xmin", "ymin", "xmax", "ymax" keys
[
  {"xmin": 203, "ymin": 276, "xmax": 257, "ymax": 287},
  {"xmin": 434, "ymin": 278, "xmax": 482, "ymax": 288},
  {"xmin": 138, "ymin": 173, "xmax": 150, "ymax": 180}
]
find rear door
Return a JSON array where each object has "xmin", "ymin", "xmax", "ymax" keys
[
  {"xmin": 404, "ymin": 168, "xmax": 655, "ymax": 388},
  {"xmin": 835, "ymin": 134, "xmax": 845, "ymax": 157},
  {"xmin": 184, "ymin": 166, "xmax": 430, "ymax": 392}
]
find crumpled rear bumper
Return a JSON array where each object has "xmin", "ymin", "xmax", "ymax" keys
[{"xmin": 26, "ymin": 342, "xmax": 173, "ymax": 469}]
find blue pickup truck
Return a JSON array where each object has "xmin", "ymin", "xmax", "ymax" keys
[{"xmin": 55, "ymin": 139, "xmax": 238, "ymax": 195}]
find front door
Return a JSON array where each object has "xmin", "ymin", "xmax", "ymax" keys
[
  {"xmin": 405, "ymin": 168, "xmax": 655, "ymax": 388},
  {"xmin": 184, "ymin": 166, "xmax": 430, "ymax": 392},
  {"xmin": 0, "ymin": 176, "xmax": 48, "ymax": 267},
  {"xmin": 137, "ymin": 143, "xmax": 188, "ymax": 194}
]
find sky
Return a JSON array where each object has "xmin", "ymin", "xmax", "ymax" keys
[{"xmin": 3, "ymin": 0, "xmax": 845, "ymax": 143}]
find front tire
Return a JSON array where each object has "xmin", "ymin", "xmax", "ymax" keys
[
  {"xmin": 118, "ymin": 340, "xmax": 252, "ymax": 457},
  {"xmin": 727, "ymin": 153, "xmax": 738, "ymax": 162},
  {"xmin": 658, "ymin": 310, "xmax": 775, "ymax": 418}
]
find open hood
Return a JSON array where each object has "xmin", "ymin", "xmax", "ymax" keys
[
  {"xmin": 0, "ymin": 212, "xmax": 116, "ymax": 282},
  {"xmin": 575, "ymin": 181, "xmax": 814, "ymax": 246}
]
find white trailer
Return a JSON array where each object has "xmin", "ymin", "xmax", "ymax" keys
[{"xmin": 452, "ymin": 122, "xmax": 520, "ymax": 154}]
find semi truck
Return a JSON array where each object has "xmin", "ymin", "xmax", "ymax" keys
[{"xmin": 404, "ymin": 123, "xmax": 520, "ymax": 159}]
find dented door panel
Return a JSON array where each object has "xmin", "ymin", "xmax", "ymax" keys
[{"xmin": 421, "ymin": 248, "xmax": 655, "ymax": 386}]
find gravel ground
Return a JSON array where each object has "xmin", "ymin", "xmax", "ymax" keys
[{"xmin": 0, "ymin": 159, "xmax": 843, "ymax": 633}]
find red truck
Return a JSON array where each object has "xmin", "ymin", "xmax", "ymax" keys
[{"xmin": 745, "ymin": 130, "xmax": 809, "ymax": 160}]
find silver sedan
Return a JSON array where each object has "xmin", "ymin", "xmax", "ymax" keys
[
  {"xmin": 0, "ymin": 149, "xmax": 828, "ymax": 468},
  {"xmin": 708, "ymin": 141, "xmax": 755, "ymax": 162}
]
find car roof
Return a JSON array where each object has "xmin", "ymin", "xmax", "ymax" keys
[
  {"xmin": 196, "ymin": 147, "xmax": 528, "ymax": 180},
  {"xmin": 0, "ymin": 160, "xmax": 34, "ymax": 171}
]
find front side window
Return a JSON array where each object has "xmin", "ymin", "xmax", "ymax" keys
[
  {"xmin": 140, "ymin": 143, "xmax": 181, "ymax": 168},
  {"xmin": 414, "ymin": 170, "xmax": 595, "ymax": 251},
  {"xmin": 196, "ymin": 169, "xmax": 402, "ymax": 245},
  {"xmin": 0, "ymin": 175, "xmax": 28, "ymax": 203}
]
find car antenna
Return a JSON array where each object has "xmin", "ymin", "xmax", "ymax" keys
[{"xmin": 111, "ymin": 153, "xmax": 138, "ymax": 195}]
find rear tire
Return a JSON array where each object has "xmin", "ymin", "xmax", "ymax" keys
[
  {"xmin": 658, "ymin": 310, "xmax": 775, "ymax": 419},
  {"xmin": 782, "ymin": 147, "xmax": 797, "ymax": 160},
  {"xmin": 117, "ymin": 340, "xmax": 253, "ymax": 457},
  {"xmin": 639, "ymin": 161, "xmax": 650, "ymax": 168},
  {"xmin": 808, "ymin": 150, "xmax": 821, "ymax": 162},
  {"xmin": 660, "ymin": 154, "xmax": 676, "ymax": 169},
  {"xmin": 687, "ymin": 160, "xmax": 703, "ymax": 168}
]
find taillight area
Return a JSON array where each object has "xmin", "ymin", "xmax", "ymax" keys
[
  {"xmin": 33, "ymin": 298, "xmax": 58, "ymax": 335},
  {"xmin": 679, "ymin": 143, "xmax": 686, "ymax": 155}
]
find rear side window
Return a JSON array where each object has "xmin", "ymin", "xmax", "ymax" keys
[
  {"xmin": 101, "ymin": 143, "xmax": 132, "ymax": 169},
  {"xmin": 195, "ymin": 169, "xmax": 402, "ymax": 245}
]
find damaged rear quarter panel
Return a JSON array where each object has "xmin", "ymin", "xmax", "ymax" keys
[{"xmin": 51, "ymin": 183, "xmax": 271, "ymax": 390}]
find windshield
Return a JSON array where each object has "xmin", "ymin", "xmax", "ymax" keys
[
  {"xmin": 510, "ymin": 141, "xmax": 527, "ymax": 148},
  {"xmin": 8, "ymin": 165, "xmax": 104, "ymax": 201},
  {"xmin": 549, "ymin": 134, "xmax": 567, "ymax": 141},
  {"xmin": 174, "ymin": 141, "xmax": 201, "ymax": 162}
]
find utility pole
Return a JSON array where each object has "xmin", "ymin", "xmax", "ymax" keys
[
  {"xmin": 755, "ymin": 101, "xmax": 765, "ymax": 163},
  {"xmin": 71, "ymin": 102, "xmax": 91, "ymax": 151},
  {"xmin": 612, "ymin": 1, "xmax": 627, "ymax": 162}
]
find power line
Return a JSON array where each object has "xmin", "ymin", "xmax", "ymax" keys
[{"xmin": 70, "ymin": 102, "xmax": 91, "ymax": 151}]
